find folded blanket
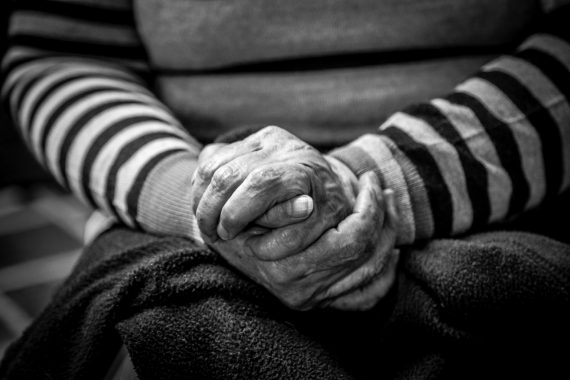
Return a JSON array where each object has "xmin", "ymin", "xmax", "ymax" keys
[{"xmin": 1, "ymin": 228, "xmax": 569, "ymax": 379}]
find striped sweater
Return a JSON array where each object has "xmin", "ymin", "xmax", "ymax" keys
[{"xmin": 2, "ymin": 0, "xmax": 570, "ymax": 245}]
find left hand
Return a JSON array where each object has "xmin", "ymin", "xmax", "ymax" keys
[{"xmin": 191, "ymin": 126, "xmax": 357, "ymax": 261}]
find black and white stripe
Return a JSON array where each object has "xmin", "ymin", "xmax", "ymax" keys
[
  {"xmin": 332, "ymin": 5, "xmax": 570, "ymax": 242},
  {"xmin": 2, "ymin": 0, "xmax": 202, "ymax": 237}
]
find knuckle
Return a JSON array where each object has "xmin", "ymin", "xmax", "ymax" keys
[
  {"xmin": 211, "ymin": 164, "xmax": 239, "ymax": 192},
  {"xmin": 260, "ymin": 125, "xmax": 281, "ymax": 136},
  {"xmin": 249, "ymin": 167, "xmax": 282, "ymax": 191},
  {"xmin": 253, "ymin": 166, "xmax": 281, "ymax": 180},
  {"xmin": 242, "ymin": 132, "xmax": 262, "ymax": 149},
  {"xmin": 255, "ymin": 126, "xmax": 291, "ymax": 146}
]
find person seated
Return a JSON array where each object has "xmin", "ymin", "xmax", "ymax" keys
[{"xmin": 1, "ymin": 0, "xmax": 570, "ymax": 379}]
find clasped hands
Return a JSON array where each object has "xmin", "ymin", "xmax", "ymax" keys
[{"xmin": 191, "ymin": 126, "xmax": 400, "ymax": 310}]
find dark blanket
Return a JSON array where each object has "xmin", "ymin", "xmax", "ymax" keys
[{"xmin": 1, "ymin": 228, "xmax": 569, "ymax": 380}]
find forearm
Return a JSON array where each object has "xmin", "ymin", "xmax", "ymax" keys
[
  {"xmin": 2, "ymin": 0, "xmax": 202, "ymax": 238},
  {"xmin": 331, "ymin": 5, "xmax": 570, "ymax": 244}
]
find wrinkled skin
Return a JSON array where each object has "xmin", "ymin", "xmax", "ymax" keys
[
  {"xmin": 210, "ymin": 173, "xmax": 400, "ymax": 310},
  {"xmin": 191, "ymin": 126, "xmax": 400, "ymax": 310},
  {"xmin": 191, "ymin": 126, "xmax": 357, "ymax": 259}
]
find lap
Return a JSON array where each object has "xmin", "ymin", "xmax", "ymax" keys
[
  {"xmin": 86, "ymin": 226, "xmax": 570, "ymax": 327},
  {"xmin": 88, "ymin": 227, "xmax": 570, "ymax": 379},
  {"xmin": 385, "ymin": 230, "xmax": 570, "ymax": 379}
]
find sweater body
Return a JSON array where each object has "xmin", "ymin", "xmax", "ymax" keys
[{"xmin": 135, "ymin": 0, "xmax": 539, "ymax": 146}]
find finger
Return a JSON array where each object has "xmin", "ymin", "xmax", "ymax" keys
[
  {"xmin": 254, "ymin": 195, "xmax": 314, "ymax": 228},
  {"xmin": 233, "ymin": 173, "xmax": 381, "ymax": 310},
  {"xmin": 191, "ymin": 140, "xmax": 257, "ymax": 215},
  {"xmin": 242, "ymin": 174, "xmax": 381, "ymax": 309},
  {"xmin": 322, "ymin": 189, "xmax": 397, "ymax": 302},
  {"xmin": 325, "ymin": 188, "xmax": 400, "ymax": 309},
  {"xmin": 328, "ymin": 249, "xmax": 400, "ymax": 311},
  {"xmin": 196, "ymin": 151, "xmax": 266, "ymax": 240},
  {"xmin": 217, "ymin": 164, "xmax": 310, "ymax": 240},
  {"xmin": 208, "ymin": 232, "xmax": 267, "ymax": 289},
  {"xmin": 247, "ymin": 171, "xmax": 381, "ymax": 262},
  {"xmin": 323, "ymin": 213, "xmax": 397, "ymax": 300},
  {"xmin": 296, "ymin": 171, "xmax": 383, "ymax": 273}
]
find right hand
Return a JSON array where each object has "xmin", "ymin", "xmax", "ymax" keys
[{"xmin": 209, "ymin": 172, "xmax": 400, "ymax": 311}]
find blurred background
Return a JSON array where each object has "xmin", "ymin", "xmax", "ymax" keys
[{"xmin": 0, "ymin": 1, "xmax": 91, "ymax": 358}]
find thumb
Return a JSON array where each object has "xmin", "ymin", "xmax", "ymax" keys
[{"xmin": 254, "ymin": 195, "xmax": 314, "ymax": 228}]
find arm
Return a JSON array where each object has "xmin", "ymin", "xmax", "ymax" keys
[
  {"xmin": 330, "ymin": 5, "xmax": 570, "ymax": 245},
  {"xmin": 188, "ymin": 5, "xmax": 570, "ymax": 310},
  {"xmin": 1, "ymin": 0, "xmax": 203, "ymax": 237}
]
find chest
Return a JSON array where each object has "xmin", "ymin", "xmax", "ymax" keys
[{"xmin": 134, "ymin": 0, "xmax": 540, "ymax": 71}]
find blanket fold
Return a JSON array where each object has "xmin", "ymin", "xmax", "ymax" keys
[{"xmin": 1, "ymin": 228, "xmax": 569, "ymax": 379}]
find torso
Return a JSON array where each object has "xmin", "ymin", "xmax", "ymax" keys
[{"xmin": 133, "ymin": 0, "xmax": 541, "ymax": 146}]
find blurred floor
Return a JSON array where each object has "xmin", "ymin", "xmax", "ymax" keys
[{"xmin": 0, "ymin": 184, "xmax": 91, "ymax": 359}]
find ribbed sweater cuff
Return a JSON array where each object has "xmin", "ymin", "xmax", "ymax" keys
[{"xmin": 135, "ymin": 151, "xmax": 202, "ymax": 240}]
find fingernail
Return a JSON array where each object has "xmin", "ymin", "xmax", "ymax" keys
[
  {"xmin": 291, "ymin": 195, "xmax": 313, "ymax": 218},
  {"xmin": 217, "ymin": 224, "xmax": 230, "ymax": 240}
]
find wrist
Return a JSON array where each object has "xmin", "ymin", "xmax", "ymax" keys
[
  {"xmin": 329, "ymin": 135, "xmax": 419, "ymax": 245},
  {"xmin": 135, "ymin": 151, "xmax": 201, "ymax": 239}
]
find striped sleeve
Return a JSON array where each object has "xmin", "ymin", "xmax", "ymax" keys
[
  {"xmin": 330, "ymin": 5, "xmax": 570, "ymax": 245},
  {"xmin": 1, "ymin": 0, "xmax": 203, "ymax": 238}
]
